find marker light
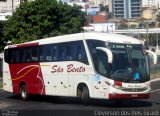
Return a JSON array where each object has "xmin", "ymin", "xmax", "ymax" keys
[
  {"xmin": 113, "ymin": 80, "xmax": 122, "ymax": 89},
  {"xmin": 114, "ymin": 80, "xmax": 122, "ymax": 86}
]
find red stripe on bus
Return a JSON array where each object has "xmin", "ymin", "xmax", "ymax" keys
[
  {"xmin": 16, "ymin": 42, "xmax": 39, "ymax": 47},
  {"xmin": 9, "ymin": 63, "xmax": 45, "ymax": 95}
]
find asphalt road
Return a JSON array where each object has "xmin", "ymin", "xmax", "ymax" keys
[{"xmin": 0, "ymin": 80, "xmax": 160, "ymax": 116}]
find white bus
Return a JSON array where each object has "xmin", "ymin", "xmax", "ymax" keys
[{"xmin": 3, "ymin": 32, "xmax": 157, "ymax": 104}]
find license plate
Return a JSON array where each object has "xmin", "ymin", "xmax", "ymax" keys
[{"xmin": 131, "ymin": 94, "xmax": 138, "ymax": 97}]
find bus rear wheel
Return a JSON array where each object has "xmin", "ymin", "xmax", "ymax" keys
[{"xmin": 20, "ymin": 84, "xmax": 28, "ymax": 101}]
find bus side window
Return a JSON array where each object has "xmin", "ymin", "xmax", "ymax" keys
[
  {"xmin": 67, "ymin": 41, "xmax": 88, "ymax": 64},
  {"xmin": 58, "ymin": 44, "xmax": 66, "ymax": 61},
  {"xmin": 31, "ymin": 47, "xmax": 38, "ymax": 62},
  {"xmin": 21, "ymin": 48, "xmax": 27, "ymax": 63},
  {"xmin": 62, "ymin": 44, "xmax": 67, "ymax": 61},
  {"xmin": 77, "ymin": 45, "xmax": 82, "ymax": 60},
  {"xmin": 26, "ymin": 48, "xmax": 31, "ymax": 62},
  {"xmin": 66, "ymin": 45, "xmax": 71, "ymax": 60},
  {"xmin": 39, "ymin": 46, "xmax": 46, "ymax": 62},
  {"xmin": 39, "ymin": 46, "xmax": 43, "ymax": 61},
  {"xmin": 77, "ymin": 43, "xmax": 87, "ymax": 61},
  {"xmin": 51, "ymin": 45, "xmax": 55, "ymax": 61},
  {"xmin": 77, "ymin": 41, "xmax": 88, "ymax": 64},
  {"xmin": 4, "ymin": 49, "xmax": 10, "ymax": 63},
  {"xmin": 54, "ymin": 45, "xmax": 59, "ymax": 61},
  {"xmin": 20, "ymin": 49, "xmax": 24, "ymax": 63},
  {"xmin": 11, "ymin": 49, "xmax": 16, "ymax": 63},
  {"xmin": 58, "ymin": 45, "xmax": 62, "ymax": 61},
  {"xmin": 45, "ymin": 45, "xmax": 52, "ymax": 61},
  {"xmin": 15, "ymin": 50, "xmax": 20, "ymax": 63},
  {"xmin": 71, "ymin": 44, "xmax": 78, "ymax": 61}
]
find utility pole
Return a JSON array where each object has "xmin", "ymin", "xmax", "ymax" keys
[
  {"xmin": 156, "ymin": 4, "xmax": 160, "ymax": 53},
  {"xmin": 146, "ymin": 20, "xmax": 149, "ymax": 50}
]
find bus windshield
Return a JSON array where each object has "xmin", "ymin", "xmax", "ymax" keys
[
  {"xmin": 109, "ymin": 43, "xmax": 149, "ymax": 83},
  {"xmin": 87, "ymin": 40, "xmax": 150, "ymax": 83}
]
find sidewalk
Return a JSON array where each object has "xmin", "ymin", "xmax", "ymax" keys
[{"xmin": 151, "ymin": 72, "xmax": 160, "ymax": 80}]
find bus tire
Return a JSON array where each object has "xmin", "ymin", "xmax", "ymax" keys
[
  {"xmin": 82, "ymin": 85, "xmax": 90, "ymax": 105},
  {"xmin": 20, "ymin": 84, "xmax": 28, "ymax": 101}
]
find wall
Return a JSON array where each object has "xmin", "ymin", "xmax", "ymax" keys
[{"xmin": 89, "ymin": 23, "xmax": 116, "ymax": 32}]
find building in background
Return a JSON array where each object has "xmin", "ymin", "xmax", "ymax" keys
[
  {"xmin": 0, "ymin": 0, "xmax": 20, "ymax": 13},
  {"xmin": 68, "ymin": 2, "xmax": 89, "ymax": 12},
  {"xmin": 83, "ymin": 23, "xmax": 116, "ymax": 32},
  {"xmin": 89, "ymin": 0, "xmax": 109, "ymax": 6},
  {"xmin": 87, "ymin": 6, "xmax": 100, "ymax": 15},
  {"xmin": 0, "ymin": 12, "xmax": 12, "ymax": 20},
  {"xmin": 111, "ymin": 0, "xmax": 142, "ymax": 19},
  {"xmin": 92, "ymin": 15, "xmax": 107, "ymax": 23},
  {"xmin": 0, "ymin": 0, "xmax": 19, "ymax": 20},
  {"xmin": 142, "ymin": 0, "xmax": 160, "ymax": 8},
  {"xmin": 84, "ymin": 10, "xmax": 114, "ymax": 33},
  {"xmin": 109, "ymin": 0, "xmax": 112, "ymax": 13},
  {"xmin": 0, "ymin": 0, "xmax": 34, "ymax": 20}
]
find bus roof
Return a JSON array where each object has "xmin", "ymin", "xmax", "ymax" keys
[
  {"xmin": 6, "ymin": 32, "xmax": 142, "ymax": 48},
  {"xmin": 83, "ymin": 32, "xmax": 141, "ymax": 44}
]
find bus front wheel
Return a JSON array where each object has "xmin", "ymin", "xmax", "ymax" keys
[
  {"xmin": 20, "ymin": 84, "xmax": 28, "ymax": 101},
  {"xmin": 82, "ymin": 85, "xmax": 90, "ymax": 105}
]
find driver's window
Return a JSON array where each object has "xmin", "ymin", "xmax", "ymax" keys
[
  {"xmin": 113, "ymin": 53, "xmax": 128, "ymax": 71},
  {"xmin": 93, "ymin": 50, "xmax": 109, "ymax": 77}
]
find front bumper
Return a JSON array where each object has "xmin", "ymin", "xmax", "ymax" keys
[{"xmin": 109, "ymin": 93, "xmax": 150, "ymax": 99}]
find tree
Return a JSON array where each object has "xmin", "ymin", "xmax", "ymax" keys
[
  {"xmin": 156, "ymin": 12, "xmax": 160, "ymax": 27},
  {"xmin": 0, "ymin": 21, "xmax": 6, "ymax": 50},
  {"xmin": 3, "ymin": 0, "xmax": 86, "ymax": 44},
  {"xmin": 0, "ymin": 21, "xmax": 4, "ymax": 39},
  {"xmin": 0, "ymin": 0, "xmax": 7, "ymax": 2},
  {"xmin": 99, "ymin": 4, "xmax": 109, "ymax": 12},
  {"xmin": 118, "ymin": 19, "xmax": 128, "ymax": 29},
  {"xmin": 148, "ymin": 33, "xmax": 160, "ymax": 46}
]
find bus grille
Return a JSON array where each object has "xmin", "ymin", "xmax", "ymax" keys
[{"xmin": 121, "ymin": 88, "xmax": 147, "ymax": 92}]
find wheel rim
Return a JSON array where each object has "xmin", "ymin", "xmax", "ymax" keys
[
  {"xmin": 77, "ymin": 89, "xmax": 82, "ymax": 97},
  {"xmin": 21, "ymin": 88, "xmax": 27, "ymax": 98}
]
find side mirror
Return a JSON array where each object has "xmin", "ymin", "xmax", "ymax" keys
[
  {"xmin": 146, "ymin": 50, "xmax": 157, "ymax": 65},
  {"xmin": 96, "ymin": 47, "xmax": 113, "ymax": 63}
]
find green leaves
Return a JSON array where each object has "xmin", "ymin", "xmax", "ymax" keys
[
  {"xmin": 3, "ymin": 0, "xmax": 86, "ymax": 44},
  {"xmin": 156, "ymin": 12, "xmax": 160, "ymax": 27}
]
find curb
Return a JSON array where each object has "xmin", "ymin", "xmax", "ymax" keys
[{"xmin": 150, "ymin": 78, "xmax": 160, "ymax": 82}]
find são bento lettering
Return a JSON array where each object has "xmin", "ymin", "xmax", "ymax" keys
[{"xmin": 51, "ymin": 64, "xmax": 85, "ymax": 73}]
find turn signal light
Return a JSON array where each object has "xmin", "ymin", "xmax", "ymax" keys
[{"xmin": 114, "ymin": 80, "xmax": 122, "ymax": 86}]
